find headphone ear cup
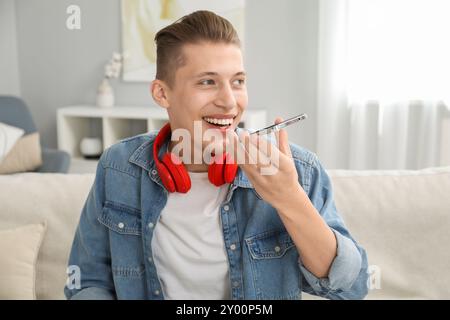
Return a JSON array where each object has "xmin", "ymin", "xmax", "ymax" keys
[
  {"xmin": 161, "ymin": 153, "xmax": 191, "ymax": 193},
  {"xmin": 208, "ymin": 153, "xmax": 226, "ymax": 186},
  {"xmin": 223, "ymin": 153, "xmax": 238, "ymax": 183},
  {"xmin": 156, "ymin": 160, "xmax": 176, "ymax": 193},
  {"xmin": 209, "ymin": 153, "xmax": 238, "ymax": 186}
]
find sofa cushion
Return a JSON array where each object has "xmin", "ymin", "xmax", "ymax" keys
[
  {"xmin": 0, "ymin": 122, "xmax": 25, "ymax": 163},
  {"xmin": 0, "ymin": 222, "xmax": 47, "ymax": 299},
  {"xmin": 0, "ymin": 132, "xmax": 42, "ymax": 174},
  {"xmin": 328, "ymin": 166, "xmax": 450, "ymax": 299},
  {"xmin": 0, "ymin": 173, "xmax": 94, "ymax": 299}
]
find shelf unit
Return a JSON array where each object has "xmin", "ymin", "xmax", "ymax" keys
[{"xmin": 57, "ymin": 105, "xmax": 267, "ymax": 172}]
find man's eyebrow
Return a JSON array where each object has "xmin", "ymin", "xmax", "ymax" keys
[{"xmin": 194, "ymin": 71, "xmax": 246, "ymax": 78}]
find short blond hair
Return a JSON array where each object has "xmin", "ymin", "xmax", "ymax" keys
[{"xmin": 154, "ymin": 10, "xmax": 241, "ymax": 88}]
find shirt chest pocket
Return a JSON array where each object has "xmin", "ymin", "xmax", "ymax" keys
[
  {"xmin": 245, "ymin": 229, "xmax": 295, "ymax": 260},
  {"xmin": 98, "ymin": 201, "xmax": 142, "ymax": 236},
  {"xmin": 245, "ymin": 230, "xmax": 301, "ymax": 299},
  {"xmin": 98, "ymin": 201, "xmax": 144, "ymax": 270},
  {"xmin": 97, "ymin": 202, "xmax": 147, "ymax": 296}
]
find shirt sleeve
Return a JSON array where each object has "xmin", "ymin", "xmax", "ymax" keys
[{"xmin": 297, "ymin": 155, "xmax": 369, "ymax": 300}]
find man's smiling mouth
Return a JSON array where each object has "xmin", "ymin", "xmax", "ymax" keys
[{"xmin": 202, "ymin": 115, "xmax": 237, "ymax": 128}]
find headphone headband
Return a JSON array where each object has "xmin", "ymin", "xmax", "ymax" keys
[{"xmin": 153, "ymin": 122, "xmax": 171, "ymax": 168}]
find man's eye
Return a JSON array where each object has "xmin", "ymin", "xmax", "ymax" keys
[
  {"xmin": 233, "ymin": 79, "xmax": 246, "ymax": 86},
  {"xmin": 199, "ymin": 79, "xmax": 215, "ymax": 85}
]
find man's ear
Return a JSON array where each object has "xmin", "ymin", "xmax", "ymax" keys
[{"xmin": 150, "ymin": 79, "xmax": 170, "ymax": 109}]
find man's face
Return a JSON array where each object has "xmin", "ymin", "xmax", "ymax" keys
[{"xmin": 160, "ymin": 42, "xmax": 248, "ymax": 153}]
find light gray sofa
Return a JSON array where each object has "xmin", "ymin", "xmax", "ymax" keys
[{"xmin": 0, "ymin": 166, "xmax": 449, "ymax": 299}]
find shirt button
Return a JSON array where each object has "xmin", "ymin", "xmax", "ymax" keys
[
  {"xmin": 230, "ymin": 244, "xmax": 236, "ymax": 251},
  {"xmin": 223, "ymin": 205, "xmax": 230, "ymax": 211},
  {"xmin": 232, "ymin": 281, "xmax": 240, "ymax": 288},
  {"xmin": 154, "ymin": 290, "xmax": 160, "ymax": 295},
  {"xmin": 274, "ymin": 246, "xmax": 281, "ymax": 253},
  {"xmin": 118, "ymin": 222, "xmax": 125, "ymax": 229},
  {"xmin": 151, "ymin": 169, "xmax": 157, "ymax": 176},
  {"xmin": 148, "ymin": 257, "xmax": 153, "ymax": 263},
  {"xmin": 148, "ymin": 222, "xmax": 154, "ymax": 229}
]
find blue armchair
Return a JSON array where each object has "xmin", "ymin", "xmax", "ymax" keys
[{"xmin": 0, "ymin": 96, "xmax": 71, "ymax": 173}]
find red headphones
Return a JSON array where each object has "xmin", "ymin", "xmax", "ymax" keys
[{"xmin": 153, "ymin": 123, "xmax": 238, "ymax": 193}]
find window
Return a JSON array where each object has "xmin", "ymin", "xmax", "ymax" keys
[{"xmin": 347, "ymin": 0, "xmax": 450, "ymax": 102}]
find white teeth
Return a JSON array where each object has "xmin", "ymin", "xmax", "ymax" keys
[{"xmin": 203, "ymin": 117, "xmax": 234, "ymax": 126}]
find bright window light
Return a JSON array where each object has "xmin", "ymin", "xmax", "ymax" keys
[{"xmin": 347, "ymin": 0, "xmax": 450, "ymax": 102}]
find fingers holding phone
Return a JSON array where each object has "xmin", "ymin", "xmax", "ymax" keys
[{"xmin": 274, "ymin": 117, "xmax": 293, "ymax": 158}]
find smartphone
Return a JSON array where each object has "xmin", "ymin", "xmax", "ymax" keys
[{"xmin": 250, "ymin": 113, "xmax": 308, "ymax": 136}]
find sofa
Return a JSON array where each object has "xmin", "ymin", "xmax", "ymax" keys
[{"xmin": 0, "ymin": 166, "xmax": 449, "ymax": 300}]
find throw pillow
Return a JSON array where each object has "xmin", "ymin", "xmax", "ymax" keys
[
  {"xmin": 0, "ymin": 222, "xmax": 47, "ymax": 299},
  {"xmin": 0, "ymin": 132, "xmax": 43, "ymax": 174},
  {"xmin": 0, "ymin": 122, "xmax": 25, "ymax": 163}
]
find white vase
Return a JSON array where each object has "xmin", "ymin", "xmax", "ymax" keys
[{"xmin": 96, "ymin": 78, "xmax": 114, "ymax": 108}]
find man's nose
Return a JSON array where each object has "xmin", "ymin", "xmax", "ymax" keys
[{"xmin": 214, "ymin": 84, "xmax": 236, "ymax": 109}]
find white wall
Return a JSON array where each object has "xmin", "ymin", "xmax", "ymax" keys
[
  {"xmin": 245, "ymin": 0, "xmax": 318, "ymax": 151},
  {"xmin": 13, "ymin": 0, "xmax": 318, "ymax": 150},
  {"xmin": 0, "ymin": 0, "xmax": 21, "ymax": 96}
]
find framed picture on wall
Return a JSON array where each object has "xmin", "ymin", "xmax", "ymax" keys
[{"xmin": 121, "ymin": 0, "xmax": 245, "ymax": 82}]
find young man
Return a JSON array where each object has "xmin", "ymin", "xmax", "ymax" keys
[{"xmin": 65, "ymin": 10, "xmax": 368, "ymax": 300}]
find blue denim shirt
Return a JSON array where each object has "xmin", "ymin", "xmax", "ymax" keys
[{"xmin": 64, "ymin": 131, "xmax": 369, "ymax": 300}]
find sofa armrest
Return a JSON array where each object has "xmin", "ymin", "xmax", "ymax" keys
[{"xmin": 37, "ymin": 147, "xmax": 71, "ymax": 173}]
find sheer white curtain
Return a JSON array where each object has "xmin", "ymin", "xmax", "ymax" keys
[{"xmin": 316, "ymin": 0, "xmax": 450, "ymax": 170}]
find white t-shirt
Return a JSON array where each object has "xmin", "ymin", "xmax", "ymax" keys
[{"xmin": 151, "ymin": 171, "xmax": 231, "ymax": 299}]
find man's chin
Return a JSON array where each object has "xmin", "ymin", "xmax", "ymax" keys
[{"xmin": 202, "ymin": 140, "xmax": 226, "ymax": 152}]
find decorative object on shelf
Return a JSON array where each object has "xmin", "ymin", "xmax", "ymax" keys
[
  {"xmin": 96, "ymin": 79, "xmax": 114, "ymax": 108},
  {"xmin": 79, "ymin": 137, "xmax": 103, "ymax": 159},
  {"xmin": 96, "ymin": 52, "xmax": 123, "ymax": 108}
]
